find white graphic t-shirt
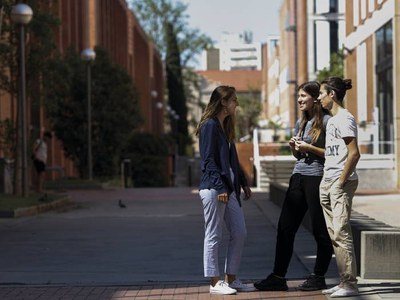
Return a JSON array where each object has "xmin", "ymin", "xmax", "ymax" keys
[{"xmin": 324, "ymin": 108, "xmax": 358, "ymax": 181}]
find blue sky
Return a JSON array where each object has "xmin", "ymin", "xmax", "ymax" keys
[{"xmin": 180, "ymin": 0, "xmax": 282, "ymax": 44}]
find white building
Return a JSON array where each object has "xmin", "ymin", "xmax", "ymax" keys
[{"xmin": 201, "ymin": 32, "xmax": 262, "ymax": 71}]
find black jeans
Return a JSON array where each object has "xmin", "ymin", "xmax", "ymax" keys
[{"xmin": 273, "ymin": 173, "xmax": 333, "ymax": 277}]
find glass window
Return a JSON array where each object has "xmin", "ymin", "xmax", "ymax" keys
[
  {"xmin": 376, "ymin": 28, "xmax": 384, "ymax": 59},
  {"xmin": 375, "ymin": 21, "xmax": 393, "ymax": 154},
  {"xmin": 329, "ymin": 0, "xmax": 338, "ymax": 13},
  {"xmin": 385, "ymin": 24, "xmax": 393, "ymax": 57}
]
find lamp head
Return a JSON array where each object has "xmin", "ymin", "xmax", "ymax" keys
[
  {"xmin": 81, "ymin": 48, "xmax": 96, "ymax": 61},
  {"xmin": 11, "ymin": 4, "xmax": 33, "ymax": 25}
]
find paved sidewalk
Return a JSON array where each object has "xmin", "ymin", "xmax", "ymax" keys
[
  {"xmin": 0, "ymin": 187, "xmax": 399, "ymax": 299},
  {"xmin": 0, "ymin": 281, "xmax": 327, "ymax": 300}
]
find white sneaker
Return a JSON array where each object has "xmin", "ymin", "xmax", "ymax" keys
[
  {"xmin": 330, "ymin": 287, "xmax": 359, "ymax": 298},
  {"xmin": 229, "ymin": 279, "xmax": 257, "ymax": 292},
  {"xmin": 210, "ymin": 280, "xmax": 237, "ymax": 295},
  {"xmin": 322, "ymin": 285, "xmax": 341, "ymax": 294}
]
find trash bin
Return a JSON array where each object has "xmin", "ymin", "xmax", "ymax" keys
[
  {"xmin": 121, "ymin": 158, "xmax": 131, "ymax": 188},
  {"xmin": 187, "ymin": 158, "xmax": 194, "ymax": 187}
]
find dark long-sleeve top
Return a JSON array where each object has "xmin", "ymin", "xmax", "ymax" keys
[{"xmin": 198, "ymin": 117, "xmax": 248, "ymax": 206}]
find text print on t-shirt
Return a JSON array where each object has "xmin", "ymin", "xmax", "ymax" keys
[{"xmin": 325, "ymin": 124, "xmax": 340, "ymax": 157}]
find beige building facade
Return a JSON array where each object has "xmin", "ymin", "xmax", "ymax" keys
[
  {"xmin": 263, "ymin": 0, "xmax": 345, "ymax": 131},
  {"xmin": 262, "ymin": 0, "xmax": 399, "ymax": 189},
  {"xmin": 343, "ymin": 0, "xmax": 398, "ymax": 189}
]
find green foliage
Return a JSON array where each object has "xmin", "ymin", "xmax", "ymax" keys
[
  {"xmin": 129, "ymin": 0, "xmax": 212, "ymax": 66},
  {"xmin": 0, "ymin": 1, "xmax": 19, "ymax": 95},
  {"xmin": 279, "ymin": 144, "xmax": 292, "ymax": 155},
  {"xmin": 123, "ymin": 133, "xmax": 174, "ymax": 187},
  {"xmin": 316, "ymin": 49, "xmax": 344, "ymax": 82},
  {"xmin": 235, "ymin": 92, "xmax": 262, "ymax": 140},
  {"xmin": 45, "ymin": 47, "xmax": 143, "ymax": 178},
  {"xmin": 165, "ymin": 21, "xmax": 189, "ymax": 154},
  {"xmin": 0, "ymin": 0, "xmax": 61, "ymax": 99},
  {"xmin": 129, "ymin": 0, "xmax": 212, "ymax": 154},
  {"xmin": 0, "ymin": 1, "xmax": 61, "ymax": 195},
  {"xmin": 0, "ymin": 118, "xmax": 16, "ymax": 158}
]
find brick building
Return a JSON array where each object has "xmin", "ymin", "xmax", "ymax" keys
[{"xmin": 0, "ymin": 0, "xmax": 164, "ymax": 184}]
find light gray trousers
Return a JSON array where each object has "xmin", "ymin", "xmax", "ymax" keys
[{"xmin": 199, "ymin": 188, "xmax": 247, "ymax": 277}]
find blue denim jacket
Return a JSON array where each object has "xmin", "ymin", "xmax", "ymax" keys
[{"xmin": 198, "ymin": 118, "xmax": 248, "ymax": 206}]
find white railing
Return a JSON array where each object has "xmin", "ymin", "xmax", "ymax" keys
[{"xmin": 253, "ymin": 128, "xmax": 396, "ymax": 189}]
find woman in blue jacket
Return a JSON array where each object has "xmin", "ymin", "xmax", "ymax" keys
[{"xmin": 195, "ymin": 85, "xmax": 254, "ymax": 295}]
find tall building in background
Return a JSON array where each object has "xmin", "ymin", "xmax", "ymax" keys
[
  {"xmin": 263, "ymin": 0, "xmax": 345, "ymax": 130},
  {"xmin": 201, "ymin": 32, "xmax": 262, "ymax": 71}
]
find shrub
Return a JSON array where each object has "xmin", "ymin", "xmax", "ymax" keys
[{"xmin": 122, "ymin": 133, "xmax": 174, "ymax": 187}]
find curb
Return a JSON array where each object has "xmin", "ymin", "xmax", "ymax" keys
[{"xmin": 0, "ymin": 197, "xmax": 71, "ymax": 218}]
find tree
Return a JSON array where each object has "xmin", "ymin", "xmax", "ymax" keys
[
  {"xmin": 128, "ymin": 0, "xmax": 211, "ymax": 66},
  {"xmin": 129, "ymin": 0, "xmax": 212, "ymax": 154},
  {"xmin": 316, "ymin": 49, "xmax": 344, "ymax": 82},
  {"xmin": 165, "ymin": 21, "xmax": 188, "ymax": 154},
  {"xmin": 44, "ymin": 47, "xmax": 143, "ymax": 178},
  {"xmin": 0, "ymin": 0, "xmax": 60, "ymax": 195},
  {"xmin": 235, "ymin": 92, "xmax": 262, "ymax": 140}
]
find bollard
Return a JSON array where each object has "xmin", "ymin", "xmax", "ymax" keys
[{"xmin": 121, "ymin": 158, "xmax": 131, "ymax": 188}]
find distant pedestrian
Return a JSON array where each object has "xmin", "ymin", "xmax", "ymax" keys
[
  {"xmin": 32, "ymin": 131, "xmax": 52, "ymax": 194},
  {"xmin": 318, "ymin": 77, "xmax": 361, "ymax": 298},
  {"xmin": 254, "ymin": 81, "xmax": 333, "ymax": 292},
  {"xmin": 195, "ymin": 85, "xmax": 255, "ymax": 295}
]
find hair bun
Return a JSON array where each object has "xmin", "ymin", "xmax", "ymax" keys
[{"xmin": 343, "ymin": 79, "xmax": 352, "ymax": 90}]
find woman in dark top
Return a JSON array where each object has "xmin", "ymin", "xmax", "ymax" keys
[
  {"xmin": 195, "ymin": 85, "xmax": 254, "ymax": 295},
  {"xmin": 254, "ymin": 81, "xmax": 333, "ymax": 292}
]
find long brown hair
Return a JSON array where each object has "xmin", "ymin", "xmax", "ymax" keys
[
  {"xmin": 297, "ymin": 81, "xmax": 330, "ymax": 144},
  {"xmin": 195, "ymin": 85, "xmax": 236, "ymax": 142}
]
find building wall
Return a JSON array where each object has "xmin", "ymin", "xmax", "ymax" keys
[
  {"xmin": 264, "ymin": 38, "xmax": 281, "ymax": 123},
  {"xmin": 343, "ymin": 0, "xmax": 399, "ymax": 188},
  {"xmin": 0, "ymin": 0, "xmax": 164, "ymax": 183},
  {"xmin": 271, "ymin": 0, "xmax": 346, "ymax": 130},
  {"xmin": 297, "ymin": 0, "xmax": 308, "ymax": 85},
  {"xmin": 394, "ymin": 1, "xmax": 400, "ymax": 187},
  {"xmin": 96, "ymin": 0, "xmax": 129, "ymax": 68},
  {"xmin": 277, "ymin": 0, "xmax": 293, "ymax": 128}
]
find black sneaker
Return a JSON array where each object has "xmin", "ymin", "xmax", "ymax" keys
[
  {"xmin": 298, "ymin": 273, "xmax": 327, "ymax": 291},
  {"xmin": 254, "ymin": 273, "xmax": 288, "ymax": 291}
]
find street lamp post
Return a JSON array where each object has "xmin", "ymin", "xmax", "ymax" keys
[
  {"xmin": 155, "ymin": 101, "xmax": 163, "ymax": 134},
  {"xmin": 81, "ymin": 48, "xmax": 96, "ymax": 181},
  {"xmin": 11, "ymin": 3, "xmax": 33, "ymax": 197}
]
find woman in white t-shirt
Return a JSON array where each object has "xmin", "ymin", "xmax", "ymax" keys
[{"xmin": 318, "ymin": 77, "xmax": 361, "ymax": 298}]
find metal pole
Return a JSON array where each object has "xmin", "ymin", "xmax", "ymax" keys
[
  {"xmin": 87, "ymin": 63, "xmax": 93, "ymax": 180},
  {"xmin": 20, "ymin": 25, "xmax": 28, "ymax": 197}
]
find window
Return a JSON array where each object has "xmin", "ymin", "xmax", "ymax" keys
[{"xmin": 375, "ymin": 21, "xmax": 393, "ymax": 154}]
